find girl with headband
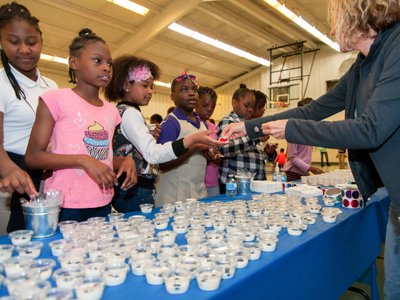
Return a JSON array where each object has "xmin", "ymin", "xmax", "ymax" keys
[{"xmin": 105, "ymin": 58, "xmax": 221, "ymax": 212}]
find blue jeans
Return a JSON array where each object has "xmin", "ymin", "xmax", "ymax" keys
[
  {"xmin": 112, "ymin": 185, "xmax": 154, "ymax": 213},
  {"xmin": 384, "ymin": 203, "xmax": 400, "ymax": 300},
  {"xmin": 59, "ymin": 203, "xmax": 112, "ymax": 223}
]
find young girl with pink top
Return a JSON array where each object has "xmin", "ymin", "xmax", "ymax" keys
[{"xmin": 25, "ymin": 28, "xmax": 136, "ymax": 222}]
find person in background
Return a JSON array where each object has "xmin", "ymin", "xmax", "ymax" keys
[
  {"xmin": 195, "ymin": 86, "xmax": 220, "ymax": 197},
  {"xmin": 150, "ymin": 113, "xmax": 162, "ymax": 125},
  {"xmin": 337, "ymin": 149, "xmax": 347, "ymax": 169},
  {"xmin": 319, "ymin": 147, "xmax": 331, "ymax": 167},
  {"xmin": 252, "ymin": 89, "xmax": 267, "ymax": 119},
  {"xmin": 251, "ymin": 89, "xmax": 277, "ymax": 178},
  {"xmin": 105, "ymin": 57, "xmax": 221, "ymax": 212},
  {"xmin": 208, "ymin": 118, "xmax": 216, "ymax": 125},
  {"xmin": 218, "ymin": 84, "xmax": 265, "ymax": 193},
  {"xmin": 275, "ymin": 148, "xmax": 287, "ymax": 170},
  {"xmin": 283, "ymin": 98, "xmax": 323, "ymax": 181},
  {"xmin": 156, "ymin": 72, "xmax": 219, "ymax": 205},
  {"xmin": 25, "ymin": 28, "xmax": 136, "ymax": 222},
  {"xmin": 221, "ymin": 1, "xmax": 400, "ymax": 298},
  {"xmin": 166, "ymin": 106, "xmax": 174, "ymax": 115},
  {"xmin": 0, "ymin": 2, "xmax": 58, "ymax": 232}
]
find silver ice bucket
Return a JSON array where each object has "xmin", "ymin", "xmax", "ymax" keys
[
  {"xmin": 236, "ymin": 176, "xmax": 252, "ymax": 195},
  {"xmin": 21, "ymin": 190, "xmax": 62, "ymax": 238}
]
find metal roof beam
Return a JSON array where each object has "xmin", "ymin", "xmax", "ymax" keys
[
  {"xmin": 36, "ymin": 0, "xmax": 136, "ymax": 33},
  {"xmin": 198, "ymin": 2, "xmax": 287, "ymax": 47},
  {"xmin": 113, "ymin": 0, "xmax": 203, "ymax": 56}
]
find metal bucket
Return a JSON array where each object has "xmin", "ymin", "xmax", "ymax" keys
[
  {"xmin": 22, "ymin": 204, "xmax": 60, "ymax": 238},
  {"xmin": 236, "ymin": 176, "xmax": 252, "ymax": 195}
]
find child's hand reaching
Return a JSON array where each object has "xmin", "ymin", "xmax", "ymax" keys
[
  {"xmin": 204, "ymin": 147, "xmax": 221, "ymax": 162},
  {"xmin": 81, "ymin": 156, "xmax": 117, "ymax": 190},
  {"xmin": 150, "ymin": 123, "xmax": 161, "ymax": 141},
  {"xmin": 183, "ymin": 130, "xmax": 223, "ymax": 150},
  {"xmin": 0, "ymin": 167, "xmax": 38, "ymax": 197},
  {"xmin": 115, "ymin": 156, "xmax": 137, "ymax": 190}
]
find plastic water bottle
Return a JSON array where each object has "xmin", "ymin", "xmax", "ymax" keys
[
  {"xmin": 281, "ymin": 171, "xmax": 287, "ymax": 183},
  {"xmin": 273, "ymin": 165, "xmax": 281, "ymax": 182},
  {"xmin": 226, "ymin": 174, "xmax": 238, "ymax": 197}
]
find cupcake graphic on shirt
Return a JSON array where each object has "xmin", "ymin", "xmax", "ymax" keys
[{"xmin": 83, "ymin": 122, "xmax": 109, "ymax": 160}]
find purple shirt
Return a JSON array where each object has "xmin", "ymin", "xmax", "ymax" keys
[
  {"xmin": 283, "ymin": 143, "xmax": 312, "ymax": 175},
  {"xmin": 158, "ymin": 108, "xmax": 206, "ymax": 144}
]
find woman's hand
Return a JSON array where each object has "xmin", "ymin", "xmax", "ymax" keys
[
  {"xmin": 262, "ymin": 120, "xmax": 288, "ymax": 139},
  {"xmin": 220, "ymin": 122, "xmax": 247, "ymax": 140},
  {"xmin": 0, "ymin": 167, "xmax": 38, "ymax": 196},
  {"xmin": 116, "ymin": 156, "xmax": 137, "ymax": 190},
  {"xmin": 80, "ymin": 156, "xmax": 117, "ymax": 190}
]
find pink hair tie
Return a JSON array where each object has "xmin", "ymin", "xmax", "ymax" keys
[{"xmin": 127, "ymin": 65, "xmax": 153, "ymax": 82}]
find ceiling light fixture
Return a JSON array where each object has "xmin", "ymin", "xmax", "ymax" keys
[
  {"xmin": 40, "ymin": 54, "xmax": 69, "ymax": 65},
  {"xmin": 168, "ymin": 22, "xmax": 271, "ymax": 66},
  {"xmin": 106, "ymin": 0, "xmax": 149, "ymax": 16},
  {"xmin": 41, "ymin": 53, "xmax": 170, "ymax": 88},
  {"xmin": 154, "ymin": 81, "xmax": 171, "ymax": 88},
  {"xmin": 263, "ymin": 0, "xmax": 340, "ymax": 52}
]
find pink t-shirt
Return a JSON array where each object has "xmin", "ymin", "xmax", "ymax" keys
[
  {"xmin": 205, "ymin": 121, "xmax": 220, "ymax": 188},
  {"xmin": 41, "ymin": 88, "xmax": 121, "ymax": 209}
]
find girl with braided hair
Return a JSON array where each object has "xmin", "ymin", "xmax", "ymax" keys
[
  {"xmin": 25, "ymin": 28, "xmax": 136, "ymax": 222},
  {"xmin": 0, "ymin": 2, "xmax": 58, "ymax": 232}
]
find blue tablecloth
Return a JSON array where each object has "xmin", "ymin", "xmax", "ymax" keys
[{"xmin": 0, "ymin": 188, "xmax": 390, "ymax": 300}]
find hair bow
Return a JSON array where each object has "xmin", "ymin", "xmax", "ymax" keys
[{"xmin": 175, "ymin": 70, "xmax": 196, "ymax": 82}]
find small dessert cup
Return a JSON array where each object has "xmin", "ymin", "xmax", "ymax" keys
[
  {"xmin": 101, "ymin": 262, "xmax": 129, "ymax": 286},
  {"xmin": 53, "ymin": 266, "xmax": 84, "ymax": 290},
  {"xmin": 164, "ymin": 269, "xmax": 191, "ymax": 294},
  {"xmin": 27, "ymin": 259, "xmax": 56, "ymax": 280},
  {"xmin": 8, "ymin": 230, "xmax": 33, "ymax": 246},
  {"xmin": 2, "ymin": 256, "xmax": 33, "ymax": 277},
  {"xmin": 139, "ymin": 203, "xmax": 154, "ymax": 214},
  {"xmin": 75, "ymin": 276, "xmax": 105, "ymax": 300},
  {"xmin": 16, "ymin": 241, "xmax": 44, "ymax": 258},
  {"xmin": 82, "ymin": 256, "xmax": 106, "ymax": 277},
  {"xmin": 49, "ymin": 239, "xmax": 67, "ymax": 257},
  {"xmin": 0, "ymin": 244, "xmax": 15, "ymax": 263},
  {"xmin": 129, "ymin": 256, "xmax": 155, "ymax": 276},
  {"xmin": 45, "ymin": 287, "xmax": 73, "ymax": 300},
  {"xmin": 195, "ymin": 267, "xmax": 222, "ymax": 291},
  {"xmin": 145, "ymin": 261, "xmax": 169, "ymax": 285},
  {"xmin": 242, "ymin": 242, "xmax": 261, "ymax": 260}
]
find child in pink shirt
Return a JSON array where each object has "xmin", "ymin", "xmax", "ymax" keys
[{"xmin": 25, "ymin": 29, "xmax": 136, "ymax": 222}]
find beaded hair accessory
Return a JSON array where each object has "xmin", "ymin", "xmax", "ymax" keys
[
  {"xmin": 128, "ymin": 65, "xmax": 153, "ymax": 82},
  {"xmin": 175, "ymin": 70, "xmax": 196, "ymax": 82}
]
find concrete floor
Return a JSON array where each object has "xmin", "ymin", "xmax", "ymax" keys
[{"xmin": 339, "ymin": 247, "xmax": 385, "ymax": 300}]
